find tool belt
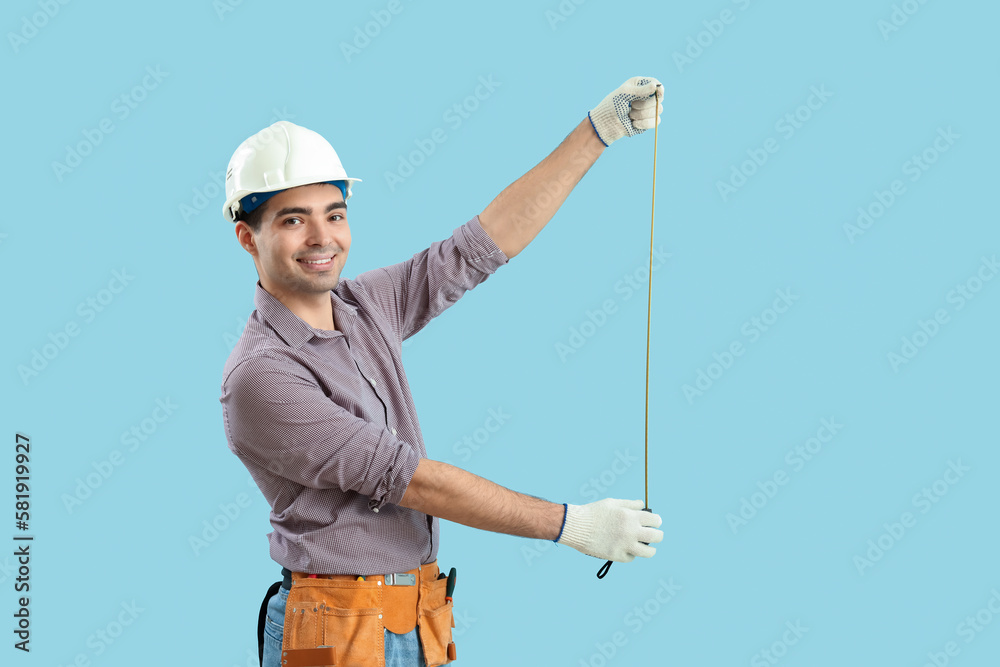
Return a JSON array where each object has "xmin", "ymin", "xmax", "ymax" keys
[{"xmin": 280, "ymin": 561, "xmax": 456, "ymax": 667}]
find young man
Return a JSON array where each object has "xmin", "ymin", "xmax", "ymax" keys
[{"xmin": 220, "ymin": 76, "xmax": 665, "ymax": 667}]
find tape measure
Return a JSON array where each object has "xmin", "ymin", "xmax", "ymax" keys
[{"xmin": 598, "ymin": 88, "xmax": 660, "ymax": 580}]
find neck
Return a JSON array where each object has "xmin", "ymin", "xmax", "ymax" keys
[
  {"xmin": 261, "ymin": 281, "xmax": 336, "ymax": 331},
  {"xmin": 299, "ymin": 301, "xmax": 336, "ymax": 331}
]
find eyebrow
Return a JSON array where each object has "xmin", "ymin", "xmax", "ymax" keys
[{"xmin": 272, "ymin": 201, "xmax": 347, "ymax": 218}]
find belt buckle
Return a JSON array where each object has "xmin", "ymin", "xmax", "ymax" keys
[{"xmin": 384, "ymin": 573, "xmax": 416, "ymax": 586}]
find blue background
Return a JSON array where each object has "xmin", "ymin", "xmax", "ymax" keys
[{"xmin": 3, "ymin": 0, "xmax": 998, "ymax": 665}]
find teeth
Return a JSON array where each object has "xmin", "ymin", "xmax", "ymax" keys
[{"xmin": 301, "ymin": 258, "xmax": 332, "ymax": 264}]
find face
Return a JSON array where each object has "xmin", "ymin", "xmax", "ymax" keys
[{"xmin": 236, "ymin": 183, "xmax": 351, "ymax": 300}]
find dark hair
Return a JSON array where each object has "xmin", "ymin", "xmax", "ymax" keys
[
  {"xmin": 236, "ymin": 200, "xmax": 269, "ymax": 234},
  {"xmin": 236, "ymin": 182, "xmax": 344, "ymax": 233}
]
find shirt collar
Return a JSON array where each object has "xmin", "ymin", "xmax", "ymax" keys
[{"xmin": 253, "ymin": 281, "xmax": 357, "ymax": 348}]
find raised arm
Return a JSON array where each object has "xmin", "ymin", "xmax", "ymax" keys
[
  {"xmin": 478, "ymin": 76, "xmax": 663, "ymax": 259},
  {"xmin": 478, "ymin": 118, "xmax": 605, "ymax": 259}
]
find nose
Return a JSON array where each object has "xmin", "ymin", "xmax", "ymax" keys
[{"xmin": 304, "ymin": 217, "xmax": 335, "ymax": 247}]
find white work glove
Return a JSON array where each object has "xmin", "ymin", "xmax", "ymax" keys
[
  {"xmin": 556, "ymin": 498, "xmax": 663, "ymax": 562},
  {"xmin": 588, "ymin": 76, "xmax": 664, "ymax": 147}
]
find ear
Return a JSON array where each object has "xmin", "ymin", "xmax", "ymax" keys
[{"xmin": 234, "ymin": 221, "xmax": 259, "ymax": 259}]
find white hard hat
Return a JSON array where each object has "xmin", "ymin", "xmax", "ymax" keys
[{"xmin": 222, "ymin": 120, "xmax": 361, "ymax": 223}]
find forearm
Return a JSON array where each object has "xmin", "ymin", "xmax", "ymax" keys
[
  {"xmin": 398, "ymin": 458, "xmax": 564, "ymax": 540},
  {"xmin": 478, "ymin": 117, "xmax": 605, "ymax": 259}
]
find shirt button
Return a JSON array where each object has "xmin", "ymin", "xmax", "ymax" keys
[
  {"xmin": 369, "ymin": 377, "xmax": 377, "ymax": 387},
  {"xmin": 391, "ymin": 428, "xmax": 397, "ymax": 435}
]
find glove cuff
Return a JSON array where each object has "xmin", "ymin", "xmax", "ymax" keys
[
  {"xmin": 555, "ymin": 503, "xmax": 593, "ymax": 551},
  {"xmin": 552, "ymin": 503, "xmax": 569, "ymax": 542},
  {"xmin": 587, "ymin": 104, "xmax": 623, "ymax": 147},
  {"xmin": 587, "ymin": 111, "xmax": 611, "ymax": 147}
]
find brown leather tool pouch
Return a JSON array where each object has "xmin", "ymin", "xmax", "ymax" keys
[
  {"xmin": 282, "ymin": 577, "xmax": 383, "ymax": 667},
  {"xmin": 281, "ymin": 562, "xmax": 456, "ymax": 667},
  {"xmin": 416, "ymin": 569, "xmax": 456, "ymax": 667}
]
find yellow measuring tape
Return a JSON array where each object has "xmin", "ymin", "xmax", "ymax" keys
[
  {"xmin": 598, "ymin": 87, "xmax": 660, "ymax": 580},
  {"xmin": 645, "ymin": 90, "xmax": 659, "ymax": 510}
]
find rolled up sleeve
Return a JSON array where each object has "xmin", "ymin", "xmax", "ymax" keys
[
  {"xmin": 221, "ymin": 354, "xmax": 421, "ymax": 509},
  {"xmin": 353, "ymin": 215, "xmax": 510, "ymax": 341}
]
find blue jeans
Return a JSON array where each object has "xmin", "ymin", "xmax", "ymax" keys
[{"xmin": 263, "ymin": 584, "xmax": 427, "ymax": 667}]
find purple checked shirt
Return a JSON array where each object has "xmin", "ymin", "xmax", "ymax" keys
[{"xmin": 220, "ymin": 216, "xmax": 508, "ymax": 575}]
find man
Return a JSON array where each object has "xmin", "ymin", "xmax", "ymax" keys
[{"xmin": 220, "ymin": 76, "xmax": 665, "ymax": 667}]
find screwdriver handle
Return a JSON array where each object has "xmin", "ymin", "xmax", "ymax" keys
[{"xmin": 445, "ymin": 567, "xmax": 456, "ymax": 601}]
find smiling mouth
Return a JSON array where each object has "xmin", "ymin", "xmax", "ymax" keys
[{"xmin": 297, "ymin": 255, "xmax": 335, "ymax": 266}]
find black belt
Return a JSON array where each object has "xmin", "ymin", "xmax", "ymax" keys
[{"xmin": 281, "ymin": 567, "xmax": 292, "ymax": 590}]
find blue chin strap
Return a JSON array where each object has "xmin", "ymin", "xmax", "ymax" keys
[{"xmin": 240, "ymin": 180, "xmax": 347, "ymax": 215}]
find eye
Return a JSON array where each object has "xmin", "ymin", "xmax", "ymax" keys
[
  {"xmin": 283, "ymin": 217, "xmax": 303, "ymax": 225},
  {"xmin": 330, "ymin": 213, "xmax": 345, "ymax": 222}
]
